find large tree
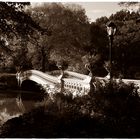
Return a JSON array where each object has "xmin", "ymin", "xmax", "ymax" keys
[
  {"xmin": 82, "ymin": 21, "xmax": 109, "ymax": 77},
  {"xmin": 93, "ymin": 9, "xmax": 139, "ymax": 78},
  {"xmin": 29, "ymin": 3, "xmax": 90, "ymax": 73},
  {"xmin": 91, "ymin": 8, "xmax": 140, "ymax": 78},
  {"xmin": 0, "ymin": 2, "xmax": 51, "ymax": 72}
]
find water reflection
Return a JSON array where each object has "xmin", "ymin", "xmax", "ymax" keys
[
  {"xmin": 0, "ymin": 91, "xmax": 43, "ymax": 126},
  {"xmin": 16, "ymin": 94, "xmax": 25, "ymax": 113}
]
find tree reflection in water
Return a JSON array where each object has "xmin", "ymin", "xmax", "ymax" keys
[
  {"xmin": 0, "ymin": 97, "xmax": 22, "ymax": 126},
  {"xmin": 0, "ymin": 91, "xmax": 43, "ymax": 126},
  {"xmin": 16, "ymin": 94, "xmax": 25, "ymax": 113}
]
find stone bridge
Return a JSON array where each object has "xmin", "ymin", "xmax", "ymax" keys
[
  {"xmin": 17, "ymin": 70, "xmax": 91, "ymax": 96},
  {"xmin": 17, "ymin": 69, "xmax": 140, "ymax": 96}
]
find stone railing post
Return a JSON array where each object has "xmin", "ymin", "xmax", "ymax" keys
[
  {"xmin": 61, "ymin": 70, "xmax": 65, "ymax": 92},
  {"xmin": 16, "ymin": 71, "xmax": 22, "ymax": 87}
]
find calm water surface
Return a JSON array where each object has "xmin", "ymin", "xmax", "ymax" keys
[{"xmin": 0, "ymin": 90, "xmax": 44, "ymax": 126}]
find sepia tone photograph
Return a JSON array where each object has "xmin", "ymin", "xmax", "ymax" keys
[{"xmin": 0, "ymin": 1, "xmax": 140, "ymax": 138}]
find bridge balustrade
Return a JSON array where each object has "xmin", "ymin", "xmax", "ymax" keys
[
  {"xmin": 63, "ymin": 78, "xmax": 90, "ymax": 94},
  {"xmin": 64, "ymin": 70, "xmax": 89, "ymax": 80}
]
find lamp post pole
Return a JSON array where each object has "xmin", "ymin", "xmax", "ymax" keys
[
  {"xmin": 106, "ymin": 21, "xmax": 116, "ymax": 81},
  {"xmin": 109, "ymin": 35, "xmax": 113, "ymax": 80}
]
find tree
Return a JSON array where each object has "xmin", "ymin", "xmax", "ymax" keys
[
  {"xmin": 95, "ymin": 16, "xmax": 109, "ymax": 25},
  {"xmin": 0, "ymin": 2, "xmax": 51, "ymax": 72},
  {"xmin": 118, "ymin": 2, "xmax": 140, "ymax": 13},
  {"xmin": 29, "ymin": 3, "xmax": 90, "ymax": 73},
  {"xmin": 108, "ymin": 10, "xmax": 140, "ymax": 78},
  {"xmin": 92, "ymin": 8, "xmax": 140, "ymax": 78},
  {"xmin": 82, "ymin": 21, "xmax": 109, "ymax": 77},
  {"xmin": 0, "ymin": 2, "xmax": 51, "ymax": 38}
]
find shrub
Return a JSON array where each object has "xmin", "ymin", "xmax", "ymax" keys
[
  {"xmin": 91, "ymin": 79, "xmax": 140, "ymax": 117},
  {"xmin": 44, "ymin": 79, "xmax": 140, "ymax": 118},
  {"xmin": 44, "ymin": 79, "xmax": 140, "ymax": 137}
]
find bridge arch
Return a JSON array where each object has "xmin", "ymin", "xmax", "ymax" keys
[
  {"xmin": 18, "ymin": 70, "xmax": 61, "ymax": 86},
  {"xmin": 21, "ymin": 80, "xmax": 42, "ymax": 92}
]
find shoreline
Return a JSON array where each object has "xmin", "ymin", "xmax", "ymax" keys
[{"xmin": 0, "ymin": 89, "xmax": 42, "ymax": 94}]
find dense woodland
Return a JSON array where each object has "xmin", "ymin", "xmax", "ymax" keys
[{"xmin": 0, "ymin": 2, "xmax": 140, "ymax": 79}]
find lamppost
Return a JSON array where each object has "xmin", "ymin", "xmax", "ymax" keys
[{"xmin": 106, "ymin": 21, "xmax": 117, "ymax": 80}]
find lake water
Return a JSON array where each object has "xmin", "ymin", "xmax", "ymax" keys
[{"xmin": 0, "ymin": 90, "xmax": 44, "ymax": 126}]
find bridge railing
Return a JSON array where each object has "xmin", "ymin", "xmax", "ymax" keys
[
  {"xmin": 19, "ymin": 70, "xmax": 61, "ymax": 85},
  {"xmin": 62, "ymin": 78, "xmax": 90, "ymax": 94},
  {"xmin": 64, "ymin": 70, "xmax": 89, "ymax": 80}
]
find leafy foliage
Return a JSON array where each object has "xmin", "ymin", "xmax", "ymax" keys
[
  {"xmin": 0, "ymin": 2, "xmax": 50, "ymax": 38},
  {"xmin": 93, "ymin": 9, "xmax": 140, "ymax": 78},
  {"xmin": 48, "ymin": 79, "xmax": 140, "ymax": 118},
  {"xmin": 109, "ymin": 10, "xmax": 140, "ymax": 78},
  {"xmin": 118, "ymin": 2, "xmax": 140, "ymax": 12},
  {"xmin": 29, "ymin": 3, "xmax": 90, "ymax": 73},
  {"xmin": 0, "ymin": 2, "xmax": 51, "ymax": 72}
]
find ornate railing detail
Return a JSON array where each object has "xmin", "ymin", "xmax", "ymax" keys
[{"xmin": 63, "ymin": 78, "xmax": 90, "ymax": 95}]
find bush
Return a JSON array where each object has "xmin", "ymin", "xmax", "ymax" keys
[
  {"xmin": 44, "ymin": 79, "xmax": 140, "ymax": 137},
  {"xmin": 43, "ymin": 79, "xmax": 140, "ymax": 119},
  {"xmin": 88, "ymin": 79, "xmax": 140, "ymax": 117}
]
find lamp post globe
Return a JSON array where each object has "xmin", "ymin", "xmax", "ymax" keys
[{"xmin": 106, "ymin": 21, "xmax": 117, "ymax": 80}]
